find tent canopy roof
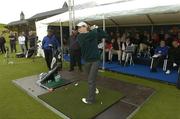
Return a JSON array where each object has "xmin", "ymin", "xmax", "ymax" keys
[{"xmin": 37, "ymin": 0, "xmax": 180, "ymax": 27}]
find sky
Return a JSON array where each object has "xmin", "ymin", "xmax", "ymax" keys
[
  {"xmin": 0, "ymin": 0, "xmax": 65, "ymax": 24},
  {"xmin": 0, "ymin": 0, "xmax": 126, "ymax": 24},
  {"xmin": 1, "ymin": 0, "xmax": 180, "ymax": 24}
]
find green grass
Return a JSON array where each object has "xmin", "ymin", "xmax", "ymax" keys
[
  {"xmin": 101, "ymin": 72, "xmax": 180, "ymax": 119},
  {"xmin": 0, "ymin": 55, "xmax": 62, "ymax": 119},
  {"xmin": 39, "ymin": 81, "xmax": 123, "ymax": 119},
  {"xmin": 1, "ymin": 53, "xmax": 180, "ymax": 119}
]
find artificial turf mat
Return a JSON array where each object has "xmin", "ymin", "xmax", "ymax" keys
[
  {"xmin": 38, "ymin": 81, "xmax": 123, "ymax": 119},
  {"xmin": 43, "ymin": 78, "xmax": 72, "ymax": 89}
]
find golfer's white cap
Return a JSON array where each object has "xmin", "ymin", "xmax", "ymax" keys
[{"xmin": 77, "ymin": 22, "xmax": 88, "ymax": 27}]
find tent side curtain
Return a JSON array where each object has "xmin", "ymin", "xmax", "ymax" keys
[{"xmin": 36, "ymin": 22, "xmax": 48, "ymax": 57}]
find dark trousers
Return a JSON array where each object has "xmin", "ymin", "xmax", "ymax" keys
[
  {"xmin": 44, "ymin": 49, "xmax": 53, "ymax": 70},
  {"xmin": 25, "ymin": 40, "xmax": 28, "ymax": 51},
  {"xmin": 167, "ymin": 60, "xmax": 180, "ymax": 71},
  {"xmin": 84, "ymin": 61, "xmax": 99, "ymax": 103},
  {"xmin": 151, "ymin": 56, "xmax": 165, "ymax": 70},
  {"xmin": 70, "ymin": 51, "xmax": 82, "ymax": 70},
  {"xmin": 10, "ymin": 41, "xmax": 16, "ymax": 53},
  {"xmin": 0, "ymin": 44, "xmax": 6, "ymax": 53}
]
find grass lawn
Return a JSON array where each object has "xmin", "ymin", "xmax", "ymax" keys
[
  {"xmin": 0, "ymin": 53, "xmax": 180, "ymax": 119},
  {"xmin": 101, "ymin": 72, "xmax": 180, "ymax": 119},
  {"xmin": 0, "ymin": 55, "xmax": 62, "ymax": 119}
]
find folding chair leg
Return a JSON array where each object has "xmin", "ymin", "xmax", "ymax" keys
[
  {"xmin": 131, "ymin": 55, "xmax": 134, "ymax": 66},
  {"xmin": 150, "ymin": 58, "xmax": 154, "ymax": 69},
  {"xmin": 130, "ymin": 56, "xmax": 132, "ymax": 65},
  {"xmin": 163, "ymin": 59, "xmax": 168, "ymax": 71},
  {"xmin": 124, "ymin": 54, "xmax": 129, "ymax": 66}
]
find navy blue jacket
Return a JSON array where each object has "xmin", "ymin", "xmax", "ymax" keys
[
  {"xmin": 42, "ymin": 35, "xmax": 60, "ymax": 50},
  {"xmin": 155, "ymin": 46, "xmax": 169, "ymax": 56}
]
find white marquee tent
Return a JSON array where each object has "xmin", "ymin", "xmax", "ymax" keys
[{"xmin": 36, "ymin": 0, "xmax": 180, "ymax": 57}]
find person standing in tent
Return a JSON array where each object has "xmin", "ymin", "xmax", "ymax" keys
[
  {"xmin": 42, "ymin": 28, "xmax": 60, "ymax": 70},
  {"xmin": 69, "ymin": 29, "xmax": 82, "ymax": 72},
  {"xmin": 77, "ymin": 22, "xmax": 109, "ymax": 104}
]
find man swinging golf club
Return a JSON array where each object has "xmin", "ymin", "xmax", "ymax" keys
[{"xmin": 77, "ymin": 22, "xmax": 109, "ymax": 104}]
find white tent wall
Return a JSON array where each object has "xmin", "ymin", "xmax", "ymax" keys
[{"xmin": 35, "ymin": 22, "xmax": 48, "ymax": 57}]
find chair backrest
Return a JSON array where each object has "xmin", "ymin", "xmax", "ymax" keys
[{"xmin": 125, "ymin": 45, "xmax": 136, "ymax": 53}]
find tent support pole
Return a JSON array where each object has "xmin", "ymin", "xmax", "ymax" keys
[
  {"xmin": 60, "ymin": 20, "xmax": 64, "ymax": 68},
  {"xmin": 151, "ymin": 25, "xmax": 154, "ymax": 35},
  {"xmin": 102, "ymin": 15, "xmax": 106, "ymax": 70},
  {"xmin": 72, "ymin": 0, "xmax": 75, "ymax": 29},
  {"xmin": 68, "ymin": 0, "xmax": 73, "ymax": 36}
]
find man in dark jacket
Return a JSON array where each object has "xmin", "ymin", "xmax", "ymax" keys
[
  {"xmin": 9, "ymin": 32, "xmax": 17, "ymax": 53},
  {"xmin": 69, "ymin": 29, "xmax": 82, "ymax": 72},
  {"xmin": 165, "ymin": 40, "xmax": 180, "ymax": 74},
  {"xmin": 42, "ymin": 28, "xmax": 60, "ymax": 70},
  {"xmin": 29, "ymin": 31, "xmax": 37, "ymax": 48},
  {"xmin": 0, "ymin": 34, "xmax": 6, "ymax": 54},
  {"xmin": 77, "ymin": 22, "xmax": 109, "ymax": 104}
]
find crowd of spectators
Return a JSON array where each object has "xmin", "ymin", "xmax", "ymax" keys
[
  {"xmin": 0, "ymin": 31, "xmax": 37, "ymax": 55},
  {"xmin": 98, "ymin": 26, "xmax": 180, "ymax": 74},
  {"xmin": 1, "ymin": 25, "xmax": 180, "ymax": 75}
]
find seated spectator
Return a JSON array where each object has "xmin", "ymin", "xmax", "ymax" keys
[
  {"xmin": 150, "ymin": 40, "xmax": 169, "ymax": 72},
  {"xmin": 151, "ymin": 33, "xmax": 160, "ymax": 47},
  {"xmin": 122, "ymin": 37, "xmax": 133, "ymax": 64},
  {"xmin": 166, "ymin": 40, "xmax": 180, "ymax": 74},
  {"xmin": 109, "ymin": 38, "xmax": 122, "ymax": 64},
  {"xmin": 116, "ymin": 32, "xmax": 121, "ymax": 38},
  {"xmin": 121, "ymin": 33, "xmax": 126, "ymax": 42},
  {"xmin": 138, "ymin": 31, "xmax": 150, "ymax": 57},
  {"xmin": 164, "ymin": 33, "xmax": 172, "ymax": 47},
  {"xmin": 133, "ymin": 33, "xmax": 141, "ymax": 45},
  {"xmin": 109, "ymin": 32, "xmax": 116, "ymax": 40},
  {"xmin": 98, "ymin": 39, "xmax": 112, "ymax": 61},
  {"xmin": 159, "ymin": 29, "xmax": 165, "ymax": 41}
]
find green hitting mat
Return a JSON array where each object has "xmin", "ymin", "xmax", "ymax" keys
[
  {"xmin": 39, "ymin": 81, "xmax": 123, "ymax": 119},
  {"xmin": 42, "ymin": 78, "xmax": 72, "ymax": 89}
]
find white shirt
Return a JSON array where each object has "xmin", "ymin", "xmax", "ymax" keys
[{"xmin": 18, "ymin": 36, "xmax": 25, "ymax": 45}]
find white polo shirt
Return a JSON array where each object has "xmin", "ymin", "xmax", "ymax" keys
[{"xmin": 18, "ymin": 36, "xmax": 25, "ymax": 45}]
